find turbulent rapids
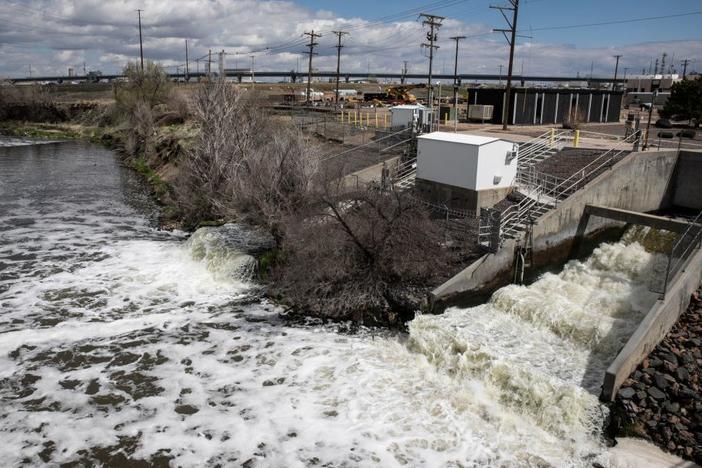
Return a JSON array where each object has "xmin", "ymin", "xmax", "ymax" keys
[{"xmin": 0, "ymin": 140, "xmax": 661, "ymax": 466}]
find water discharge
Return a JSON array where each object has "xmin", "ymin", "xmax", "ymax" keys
[{"xmin": 0, "ymin": 140, "xmax": 661, "ymax": 466}]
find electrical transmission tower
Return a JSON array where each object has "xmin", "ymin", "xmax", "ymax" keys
[
  {"xmin": 450, "ymin": 36, "xmax": 466, "ymax": 131},
  {"xmin": 332, "ymin": 31, "xmax": 348, "ymax": 109},
  {"xmin": 304, "ymin": 30, "xmax": 322, "ymax": 105},
  {"xmin": 420, "ymin": 13, "xmax": 444, "ymax": 131},
  {"xmin": 491, "ymin": 0, "xmax": 521, "ymax": 130}
]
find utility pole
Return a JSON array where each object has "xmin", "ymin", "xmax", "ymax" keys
[
  {"xmin": 332, "ymin": 30, "xmax": 348, "ymax": 109},
  {"xmin": 304, "ymin": 30, "xmax": 321, "ymax": 105},
  {"xmin": 137, "ymin": 9, "xmax": 144, "ymax": 70},
  {"xmin": 83, "ymin": 61, "xmax": 86, "ymax": 75},
  {"xmin": 498, "ymin": 64, "xmax": 503, "ymax": 84},
  {"xmin": 208, "ymin": 49, "xmax": 212, "ymax": 77},
  {"xmin": 420, "ymin": 13, "xmax": 444, "ymax": 132},
  {"xmin": 681, "ymin": 59, "xmax": 691, "ymax": 78},
  {"xmin": 402, "ymin": 61, "xmax": 408, "ymax": 85},
  {"xmin": 28, "ymin": 64, "xmax": 32, "ymax": 78},
  {"xmin": 491, "ymin": 0, "xmax": 520, "ymax": 130},
  {"xmin": 251, "ymin": 56, "xmax": 255, "ymax": 85},
  {"xmin": 613, "ymin": 54, "xmax": 622, "ymax": 90},
  {"xmin": 185, "ymin": 40, "xmax": 189, "ymax": 82},
  {"xmin": 450, "ymin": 35, "xmax": 466, "ymax": 131}
]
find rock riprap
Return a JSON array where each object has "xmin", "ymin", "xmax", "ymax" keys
[{"xmin": 610, "ymin": 289, "xmax": 702, "ymax": 463}]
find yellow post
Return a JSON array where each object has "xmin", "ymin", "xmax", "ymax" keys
[
  {"xmin": 574, "ymin": 130, "xmax": 580, "ymax": 148},
  {"xmin": 375, "ymin": 113, "xmax": 378, "ymax": 128},
  {"xmin": 550, "ymin": 128, "xmax": 555, "ymax": 146},
  {"xmin": 384, "ymin": 114, "xmax": 388, "ymax": 128},
  {"xmin": 354, "ymin": 111, "xmax": 357, "ymax": 126}
]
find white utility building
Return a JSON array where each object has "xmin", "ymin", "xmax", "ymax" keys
[
  {"xmin": 415, "ymin": 132, "xmax": 518, "ymax": 211},
  {"xmin": 390, "ymin": 104, "xmax": 432, "ymax": 129}
]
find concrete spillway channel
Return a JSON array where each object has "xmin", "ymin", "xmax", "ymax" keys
[{"xmin": 431, "ymin": 149, "xmax": 702, "ymax": 400}]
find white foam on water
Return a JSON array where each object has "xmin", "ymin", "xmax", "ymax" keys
[
  {"xmin": 0, "ymin": 231, "xmax": 661, "ymax": 467},
  {"xmin": 1, "ymin": 139, "xmax": 665, "ymax": 467}
]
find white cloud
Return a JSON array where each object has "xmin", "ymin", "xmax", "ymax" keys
[{"xmin": 0, "ymin": 0, "xmax": 700, "ymax": 78}]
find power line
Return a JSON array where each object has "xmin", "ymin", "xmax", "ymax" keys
[{"xmin": 525, "ymin": 11, "xmax": 702, "ymax": 32}]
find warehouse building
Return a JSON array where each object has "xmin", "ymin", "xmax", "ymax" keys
[{"xmin": 468, "ymin": 88, "xmax": 623, "ymax": 125}]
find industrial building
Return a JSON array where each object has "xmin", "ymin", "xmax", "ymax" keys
[
  {"xmin": 468, "ymin": 88, "xmax": 623, "ymax": 125},
  {"xmin": 415, "ymin": 132, "xmax": 518, "ymax": 211}
]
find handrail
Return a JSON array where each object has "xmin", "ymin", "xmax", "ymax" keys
[
  {"xmin": 656, "ymin": 210, "xmax": 702, "ymax": 296},
  {"xmin": 543, "ymin": 131, "xmax": 639, "ymax": 201}
]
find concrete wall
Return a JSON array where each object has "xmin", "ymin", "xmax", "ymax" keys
[
  {"xmin": 602, "ymin": 246, "xmax": 702, "ymax": 401},
  {"xmin": 431, "ymin": 149, "xmax": 680, "ymax": 304},
  {"xmin": 673, "ymin": 150, "xmax": 702, "ymax": 210},
  {"xmin": 415, "ymin": 178, "xmax": 512, "ymax": 212},
  {"xmin": 342, "ymin": 156, "xmax": 399, "ymax": 189},
  {"xmin": 530, "ymin": 150, "xmax": 679, "ymax": 258}
]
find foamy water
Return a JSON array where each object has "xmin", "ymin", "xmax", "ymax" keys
[{"xmin": 0, "ymin": 141, "xmax": 660, "ymax": 466}]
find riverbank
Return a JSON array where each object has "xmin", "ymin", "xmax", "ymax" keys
[{"xmin": 609, "ymin": 288, "xmax": 702, "ymax": 464}]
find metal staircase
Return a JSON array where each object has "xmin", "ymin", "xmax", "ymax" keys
[
  {"xmin": 390, "ymin": 158, "xmax": 417, "ymax": 191},
  {"xmin": 480, "ymin": 130, "xmax": 641, "ymax": 250},
  {"xmin": 517, "ymin": 129, "xmax": 571, "ymax": 172}
]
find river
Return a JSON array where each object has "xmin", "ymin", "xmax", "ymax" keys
[{"xmin": 0, "ymin": 140, "xmax": 661, "ymax": 466}]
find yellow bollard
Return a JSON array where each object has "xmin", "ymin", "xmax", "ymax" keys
[
  {"xmin": 574, "ymin": 130, "xmax": 580, "ymax": 148},
  {"xmin": 375, "ymin": 113, "xmax": 378, "ymax": 128},
  {"xmin": 354, "ymin": 111, "xmax": 357, "ymax": 126},
  {"xmin": 384, "ymin": 114, "xmax": 388, "ymax": 128},
  {"xmin": 550, "ymin": 128, "xmax": 555, "ymax": 146}
]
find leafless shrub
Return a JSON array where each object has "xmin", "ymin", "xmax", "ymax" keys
[
  {"xmin": 175, "ymin": 78, "xmax": 319, "ymax": 231},
  {"xmin": 270, "ymin": 183, "xmax": 456, "ymax": 326},
  {"xmin": 115, "ymin": 62, "xmax": 172, "ymax": 117},
  {"xmin": 128, "ymin": 101, "xmax": 156, "ymax": 159}
]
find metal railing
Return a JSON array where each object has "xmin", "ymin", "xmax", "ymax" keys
[
  {"xmin": 543, "ymin": 131, "xmax": 639, "ymax": 204},
  {"xmin": 495, "ymin": 131, "xmax": 640, "ymax": 244},
  {"xmin": 650, "ymin": 211, "xmax": 702, "ymax": 297},
  {"xmin": 517, "ymin": 129, "xmax": 571, "ymax": 169}
]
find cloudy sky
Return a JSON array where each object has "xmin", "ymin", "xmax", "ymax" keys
[{"xmin": 1, "ymin": 0, "xmax": 701, "ymax": 79}]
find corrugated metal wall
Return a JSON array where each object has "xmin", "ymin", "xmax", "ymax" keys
[{"xmin": 469, "ymin": 88, "xmax": 623, "ymax": 125}]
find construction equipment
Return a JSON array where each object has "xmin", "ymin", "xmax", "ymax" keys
[{"xmin": 385, "ymin": 83, "xmax": 427, "ymax": 104}]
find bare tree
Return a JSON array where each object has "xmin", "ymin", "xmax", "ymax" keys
[
  {"xmin": 270, "ymin": 182, "xmax": 456, "ymax": 326},
  {"xmin": 175, "ymin": 78, "xmax": 319, "ymax": 231}
]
